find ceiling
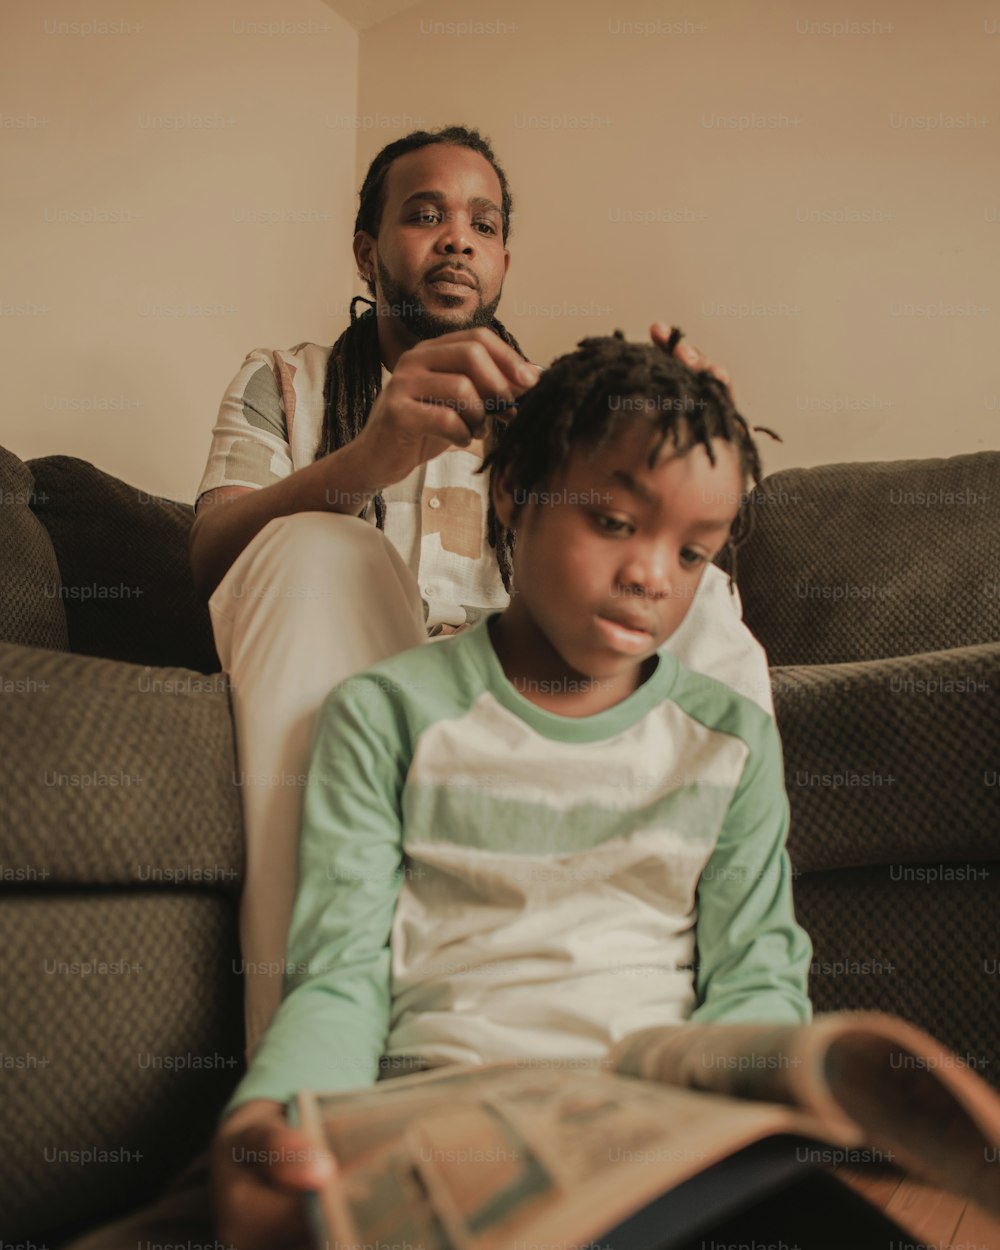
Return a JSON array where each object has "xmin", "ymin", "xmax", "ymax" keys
[{"xmin": 319, "ymin": 0, "xmax": 424, "ymax": 31}]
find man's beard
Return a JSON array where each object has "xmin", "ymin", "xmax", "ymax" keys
[{"xmin": 376, "ymin": 256, "xmax": 502, "ymax": 340}]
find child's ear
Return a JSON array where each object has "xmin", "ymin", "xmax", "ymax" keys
[{"xmin": 490, "ymin": 465, "xmax": 518, "ymax": 531}]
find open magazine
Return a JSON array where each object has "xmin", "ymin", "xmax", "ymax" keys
[{"xmin": 292, "ymin": 1012, "xmax": 1000, "ymax": 1250}]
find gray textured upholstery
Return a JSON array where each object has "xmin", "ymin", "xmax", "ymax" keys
[
  {"xmin": 726, "ymin": 451, "xmax": 1000, "ymax": 664},
  {"xmin": 0, "ymin": 446, "xmax": 69, "ymax": 652},
  {"xmin": 26, "ymin": 453, "xmax": 219, "ymax": 674},
  {"xmin": 1, "ymin": 442, "xmax": 997, "ymax": 1244},
  {"xmin": 0, "ymin": 642, "xmax": 240, "ymax": 888},
  {"xmin": 0, "ymin": 637, "xmax": 244, "ymax": 1241},
  {"xmin": 2, "ymin": 892, "xmax": 242, "ymax": 1241},
  {"xmin": 777, "ymin": 641, "xmax": 1000, "ymax": 872}
]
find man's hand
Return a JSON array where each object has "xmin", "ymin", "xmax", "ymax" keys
[
  {"xmin": 212, "ymin": 1099, "xmax": 335, "ymax": 1250},
  {"xmin": 346, "ymin": 327, "xmax": 541, "ymax": 493},
  {"xmin": 650, "ymin": 322, "xmax": 734, "ymax": 401}
]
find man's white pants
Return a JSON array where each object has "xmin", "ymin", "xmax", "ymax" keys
[
  {"xmin": 209, "ymin": 512, "xmax": 428, "ymax": 1054},
  {"xmin": 208, "ymin": 512, "xmax": 773, "ymax": 1056}
]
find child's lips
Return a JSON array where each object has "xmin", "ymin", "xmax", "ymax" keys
[
  {"xmin": 595, "ymin": 614, "xmax": 654, "ymax": 654},
  {"xmin": 601, "ymin": 605, "xmax": 655, "ymax": 634}
]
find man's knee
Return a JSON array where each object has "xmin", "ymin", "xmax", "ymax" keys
[
  {"xmin": 236, "ymin": 511, "xmax": 389, "ymax": 585},
  {"xmin": 208, "ymin": 510, "xmax": 423, "ymax": 648},
  {"xmin": 257, "ymin": 510, "xmax": 373, "ymax": 555}
]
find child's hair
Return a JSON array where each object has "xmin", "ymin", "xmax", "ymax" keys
[{"xmin": 478, "ymin": 329, "xmax": 779, "ymax": 595}]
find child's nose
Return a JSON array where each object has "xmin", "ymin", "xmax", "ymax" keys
[{"xmin": 618, "ymin": 548, "xmax": 674, "ymax": 600}]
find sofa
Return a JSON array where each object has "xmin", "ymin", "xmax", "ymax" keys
[{"xmin": 1, "ymin": 441, "xmax": 998, "ymax": 1245}]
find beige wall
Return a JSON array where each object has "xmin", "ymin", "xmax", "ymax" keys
[
  {"xmin": 2, "ymin": 0, "xmax": 359, "ymax": 501},
  {"xmin": 359, "ymin": 0, "xmax": 999, "ymax": 475},
  {"xmin": 4, "ymin": 1, "xmax": 996, "ymax": 502}
]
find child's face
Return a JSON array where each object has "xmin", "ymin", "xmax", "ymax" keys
[{"xmin": 491, "ymin": 416, "xmax": 744, "ymax": 694}]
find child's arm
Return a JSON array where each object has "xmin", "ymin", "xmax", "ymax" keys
[
  {"xmin": 211, "ymin": 675, "xmax": 408, "ymax": 1245},
  {"xmin": 227, "ymin": 672, "xmax": 409, "ymax": 1109},
  {"xmin": 690, "ymin": 713, "xmax": 813, "ymax": 1024}
]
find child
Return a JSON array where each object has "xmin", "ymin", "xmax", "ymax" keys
[{"xmin": 211, "ymin": 330, "xmax": 813, "ymax": 1248}]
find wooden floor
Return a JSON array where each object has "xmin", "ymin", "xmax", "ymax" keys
[{"xmin": 836, "ymin": 1164, "xmax": 1000, "ymax": 1248}]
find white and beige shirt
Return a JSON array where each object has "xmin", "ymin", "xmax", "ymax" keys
[{"xmin": 195, "ymin": 342, "xmax": 510, "ymax": 633}]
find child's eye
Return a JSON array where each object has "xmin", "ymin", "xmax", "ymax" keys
[
  {"xmin": 593, "ymin": 514, "xmax": 633, "ymax": 536},
  {"xmin": 681, "ymin": 548, "xmax": 707, "ymax": 568}
]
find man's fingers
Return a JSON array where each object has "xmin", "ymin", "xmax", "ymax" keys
[
  {"xmin": 406, "ymin": 373, "xmax": 490, "ymax": 438},
  {"xmin": 650, "ymin": 322, "xmax": 701, "ymax": 366},
  {"xmin": 397, "ymin": 395, "xmax": 482, "ymax": 449},
  {"xmin": 649, "ymin": 322, "xmax": 679, "ymax": 352},
  {"xmin": 650, "ymin": 323, "xmax": 736, "ymax": 401},
  {"xmin": 676, "ymin": 340, "xmax": 704, "ymax": 368},
  {"xmin": 405, "ymin": 330, "xmax": 538, "ymax": 393}
]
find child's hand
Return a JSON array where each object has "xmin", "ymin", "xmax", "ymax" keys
[
  {"xmin": 649, "ymin": 322, "xmax": 734, "ymax": 401},
  {"xmin": 211, "ymin": 1098, "xmax": 335, "ymax": 1250}
]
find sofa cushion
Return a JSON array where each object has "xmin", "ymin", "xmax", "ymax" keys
[
  {"xmin": 26, "ymin": 454, "xmax": 220, "ymax": 674},
  {"xmin": 731, "ymin": 452, "xmax": 1000, "ymax": 665},
  {"xmin": 795, "ymin": 867, "xmax": 999, "ymax": 1088},
  {"xmin": 776, "ymin": 640, "xmax": 1000, "ymax": 873},
  {"xmin": 0, "ymin": 641, "xmax": 242, "ymax": 891},
  {"xmin": 0, "ymin": 891, "xmax": 244, "ymax": 1242},
  {"xmin": 0, "ymin": 446, "xmax": 69, "ymax": 652},
  {"xmin": 0, "ymin": 639, "xmax": 246, "ymax": 1239}
]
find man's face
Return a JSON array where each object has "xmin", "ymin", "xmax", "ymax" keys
[
  {"xmin": 491, "ymin": 418, "xmax": 744, "ymax": 699},
  {"xmin": 355, "ymin": 143, "xmax": 511, "ymax": 341}
]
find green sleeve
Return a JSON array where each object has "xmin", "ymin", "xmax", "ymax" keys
[
  {"xmin": 690, "ymin": 717, "xmax": 813, "ymax": 1025},
  {"xmin": 223, "ymin": 676, "xmax": 407, "ymax": 1114}
]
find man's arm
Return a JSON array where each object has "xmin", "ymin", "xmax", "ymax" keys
[
  {"xmin": 690, "ymin": 714, "xmax": 813, "ymax": 1025},
  {"xmin": 189, "ymin": 328, "xmax": 541, "ymax": 598},
  {"xmin": 188, "ymin": 441, "xmax": 381, "ymax": 598}
]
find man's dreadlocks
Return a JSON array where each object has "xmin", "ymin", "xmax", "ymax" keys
[
  {"xmin": 315, "ymin": 125, "xmax": 528, "ymax": 552},
  {"xmin": 478, "ymin": 329, "xmax": 779, "ymax": 595}
]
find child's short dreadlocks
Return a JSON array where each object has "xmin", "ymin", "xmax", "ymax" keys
[{"xmin": 478, "ymin": 328, "xmax": 779, "ymax": 595}]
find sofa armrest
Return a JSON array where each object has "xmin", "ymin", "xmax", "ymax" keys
[{"xmin": 774, "ymin": 640, "xmax": 1000, "ymax": 874}]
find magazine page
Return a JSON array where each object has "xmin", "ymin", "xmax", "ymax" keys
[
  {"xmin": 607, "ymin": 1011, "xmax": 1000, "ymax": 1215},
  {"xmin": 295, "ymin": 1060, "xmax": 842, "ymax": 1250},
  {"xmin": 815, "ymin": 1020, "xmax": 1000, "ymax": 1216},
  {"xmin": 606, "ymin": 1019, "xmax": 834, "ymax": 1113}
]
